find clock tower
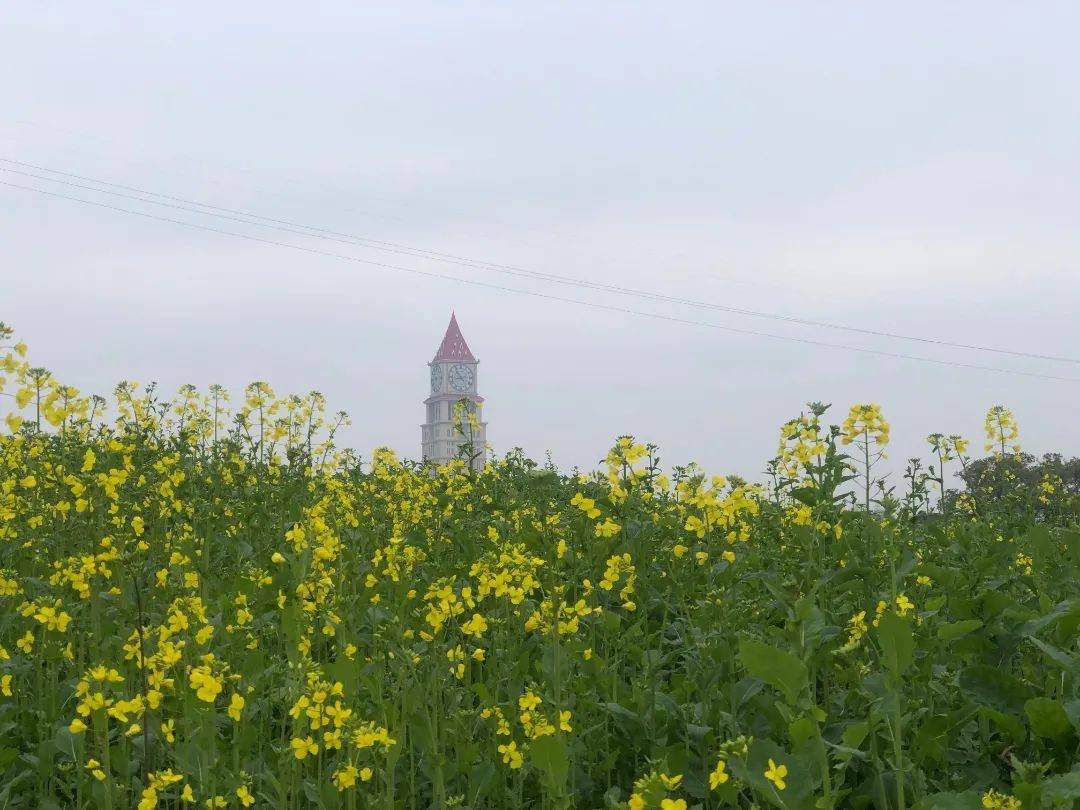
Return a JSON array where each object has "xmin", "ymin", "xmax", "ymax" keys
[{"xmin": 422, "ymin": 313, "xmax": 488, "ymax": 468}]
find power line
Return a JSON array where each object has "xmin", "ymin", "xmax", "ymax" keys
[
  {"xmin": 2, "ymin": 120, "xmax": 784, "ymax": 296},
  {"xmin": 0, "ymin": 122, "xmax": 1050, "ymax": 316},
  {"xmin": 2, "ymin": 156, "xmax": 1076, "ymax": 367},
  {"xmin": 3, "ymin": 178, "xmax": 1079, "ymax": 384}
]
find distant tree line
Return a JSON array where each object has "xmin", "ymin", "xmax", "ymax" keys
[{"xmin": 946, "ymin": 451, "xmax": 1080, "ymax": 521}]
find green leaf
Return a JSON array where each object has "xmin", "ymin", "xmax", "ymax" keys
[
  {"xmin": 529, "ymin": 734, "xmax": 569, "ymax": 792},
  {"xmin": 937, "ymin": 619, "xmax": 983, "ymax": 640},
  {"xmin": 913, "ymin": 791, "xmax": 982, "ymax": 810},
  {"xmin": 300, "ymin": 780, "xmax": 326, "ymax": 808},
  {"xmin": 1024, "ymin": 697, "xmax": 1071, "ymax": 739},
  {"xmin": 738, "ymin": 636, "xmax": 808, "ymax": 705},
  {"xmin": 1064, "ymin": 698, "xmax": 1080, "ymax": 731},
  {"xmin": 730, "ymin": 738, "xmax": 817, "ymax": 809},
  {"xmin": 924, "ymin": 595, "xmax": 948, "ymax": 613},
  {"xmin": 1027, "ymin": 636, "xmax": 1080, "ymax": 675},
  {"xmin": 876, "ymin": 610, "xmax": 914, "ymax": 676},
  {"xmin": 468, "ymin": 760, "xmax": 498, "ymax": 798},
  {"xmin": 602, "ymin": 786, "xmax": 627, "ymax": 809},
  {"xmin": 1043, "ymin": 765, "xmax": 1080, "ymax": 803},
  {"xmin": 896, "ymin": 549, "xmax": 918, "ymax": 582},
  {"xmin": 1018, "ymin": 599, "xmax": 1080, "ymax": 637},
  {"xmin": 980, "ymin": 708, "xmax": 1027, "ymax": 744},
  {"xmin": 733, "ymin": 676, "xmax": 765, "ymax": 708},
  {"xmin": 654, "ymin": 691, "xmax": 686, "ymax": 727},
  {"xmin": 841, "ymin": 721, "xmax": 869, "ymax": 751},
  {"xmin": 959, "ymin": 665, "xmax": 1035, "ymax": 715},
  {"xmin": 603, "ymin": 702, "xmax": 642, "ymax": 730},
  {"xmin": 406, "ymin": 710, "xmax": 435, "ymax": 755},
  {"xmin": 687, "ymin": 723, "xmax": 713, "ymax": 744},
  {"xmin": 913, "ymin": 714, "xmax": 952, "ymax": 766},
  {"xmin": 788, "ymin": 716, "xmax": 816, "ymax": 746},
  {"xmin": 1027, "ymin": 524, "xmax": 1054, "ymax": 566}
]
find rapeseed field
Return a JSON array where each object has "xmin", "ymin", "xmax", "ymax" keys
[{"xmin": 1, "ymin": 322, "xmax": 1077, "ymax": 809}]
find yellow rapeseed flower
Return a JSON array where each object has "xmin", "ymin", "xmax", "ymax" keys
[
  {"xmin": 498, "ymin": 740, "xmax": 523, "ymax": 769},
  {"xmin": 764, "ymin": 758, "xmax": 787, "ymax": 790},
  {"xmin": 290, "ymin": 736, "xmax": 318, "ymax": 760},
  {"xmin": 709, "ymin": 757, "xmax": 729, "ymax": 789},
  {"xmin": 227, "ymin": 693, "xmax": 244, "ymax": 721}
]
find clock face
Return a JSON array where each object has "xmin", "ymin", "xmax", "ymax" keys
[
  {"xmin": 448, "ymin": 364, "xmax": 475, "ymax": 392},
  {"xmin": 430, "ymin": 364, "xmax": 443, "ymax": 393}
]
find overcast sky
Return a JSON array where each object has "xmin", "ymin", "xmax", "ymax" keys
[{"xmin": 3, "ymin": 3, "xmax": 1078, "ymax": 481}]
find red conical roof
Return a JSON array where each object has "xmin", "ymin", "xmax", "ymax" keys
[{"xmin": 432, "ymin": 312, "xmax": 476, "ymax": 362}]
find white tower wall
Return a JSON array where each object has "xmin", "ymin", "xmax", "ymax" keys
[{"xmin": 421, "ymin": 314, "xmax": 488, "ymax": 469}]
